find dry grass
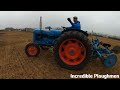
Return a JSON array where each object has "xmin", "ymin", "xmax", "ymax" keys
[{"xmin": 0, "ymin": 31, "xmax": 120, "ymax": 79}]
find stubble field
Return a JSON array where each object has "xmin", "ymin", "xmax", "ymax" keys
[{"xmin": 0, "ymin": 31, "xmax": 120, "ymax": 79}]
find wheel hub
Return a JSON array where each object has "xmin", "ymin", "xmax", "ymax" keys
[
  {"xmin": 64, "ymin": 43, "xmax": 81, "ymax": 60},
  {"xmin": 27, "ymin": 46, "xmax": 37, "ymax": 55},
  {"xmin": 69, "ymin": 49, "xmax": 75, "ymax": 56}
]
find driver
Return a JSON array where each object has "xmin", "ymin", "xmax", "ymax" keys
[{"xmin": 67, "ymin": 16, "xmax": 81, "ymax": 30}]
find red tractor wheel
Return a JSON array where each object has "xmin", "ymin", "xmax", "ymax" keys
[
  {"xmin": 25, "ymin": 43, "xmax": 40, "ymax": 57},
  {"xmin": 54, "ymin": 31, "xmax": 91, "ymax": 70}
]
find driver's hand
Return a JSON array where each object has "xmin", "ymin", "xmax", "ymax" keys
[
  {"xmin": 67, "ymin": 18, "xmax": 71, "ymax": 21},
  {"xmin": 62, "ymin": 27, "xmax": 65, "ymax": 29}
]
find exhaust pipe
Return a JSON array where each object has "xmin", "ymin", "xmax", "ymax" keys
[{"xmin": 40, "ymin": 16, "xmax": 42, "ymax": 30}]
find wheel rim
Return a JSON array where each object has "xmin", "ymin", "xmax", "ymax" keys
[
  {"xmin": 27, "ymin": 45, "xmax": 38, "ymax": 56},
  {"xmin": 59, "ymin": 39, "xmax": 86, "ymax": 65}
]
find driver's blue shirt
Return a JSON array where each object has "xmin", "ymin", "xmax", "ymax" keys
[{"xmin": 68, "ymin": 21, "xmax": 81, "ymax": 30}]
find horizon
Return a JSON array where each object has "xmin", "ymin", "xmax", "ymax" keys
[{"xmin": 0, "ymin": 11, "xmax": 120, "ymax": 37}]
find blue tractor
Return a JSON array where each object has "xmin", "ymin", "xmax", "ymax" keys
[{"xmin": 25, "ymin": 18, "xmax": 117, "ymax": 70}]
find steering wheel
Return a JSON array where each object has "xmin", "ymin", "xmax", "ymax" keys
[
  {"xmin": 61, "ymin": 26, "xmax": 66, "ymax": 30},
  {"xmin": 61, "ymin": 18, "xmax": 70, "ymax": 30}
]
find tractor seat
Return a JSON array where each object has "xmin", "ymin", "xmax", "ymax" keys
[{"xmin": 102, "ymin": 43, "xmax": 111, "ymax": 47}]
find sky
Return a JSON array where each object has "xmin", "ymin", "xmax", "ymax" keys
[{"xmin": 0, "ymin": 11, "xmax": 120, "ymax": 36}]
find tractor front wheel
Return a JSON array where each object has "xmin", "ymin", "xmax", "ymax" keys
[
  {"xmin": 54, "ymin": 31, "xmax": 91, "ymax": 70},
  {"xmin": 25, "ymin": 43, "xmax": 40, "ymax": 57}
]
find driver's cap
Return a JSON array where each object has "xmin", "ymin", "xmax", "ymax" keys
[{"xmin": 73, "ymin": 16, "xmax": 78, "ymax": 19}]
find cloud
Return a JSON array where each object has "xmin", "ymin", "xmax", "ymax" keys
[{"xmin": 0, "ymin": 11, "xmax": 119, "ymax": 36}]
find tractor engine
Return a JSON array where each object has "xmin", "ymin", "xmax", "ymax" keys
[{"xmin": 33, "ymin": 29, "xmax": 62, "ymax": 46}]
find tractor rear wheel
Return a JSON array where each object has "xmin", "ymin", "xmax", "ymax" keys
[
  {"xmin": 25, "ymin": 43, "xmax": 40, "ymax": 57},
  {"xmin": 54, "ymin": 31, "xmax": 91, "ymax": 70}
]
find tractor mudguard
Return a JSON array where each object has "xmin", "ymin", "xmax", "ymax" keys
[{"xmin": 62, "ymin": 29, "xmax": 89, "ymax": 37}]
